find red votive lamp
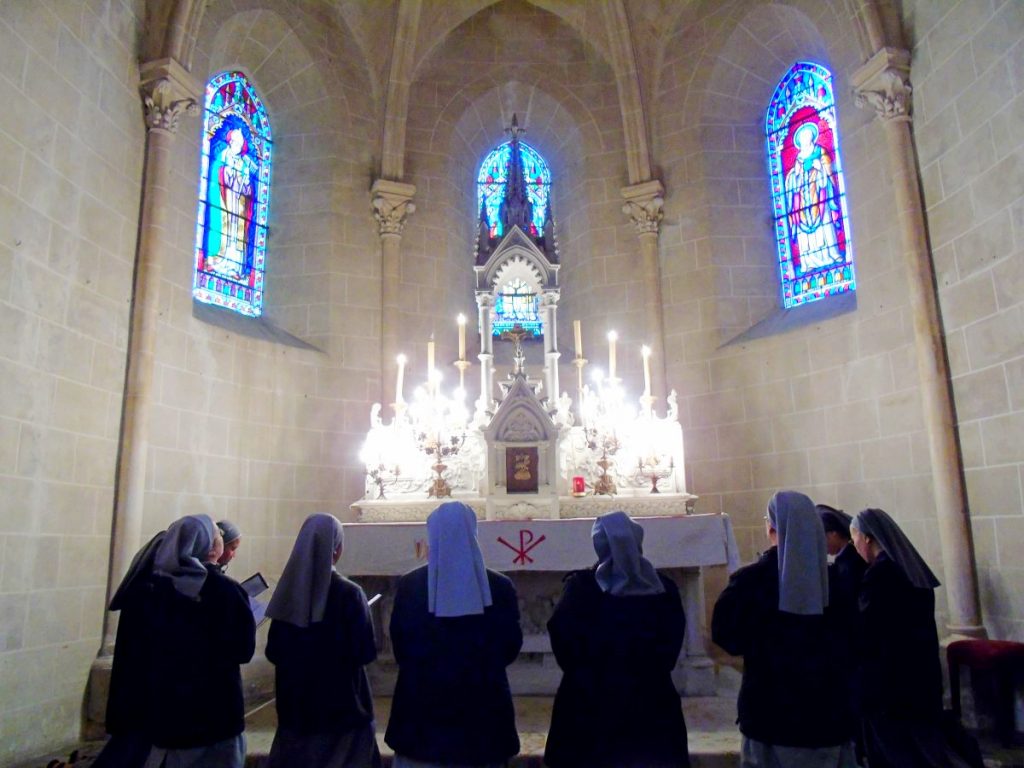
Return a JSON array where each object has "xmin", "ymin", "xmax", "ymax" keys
[{"xmin": 572, "ymin": 475, "xmax": 586, "ymax": 496}]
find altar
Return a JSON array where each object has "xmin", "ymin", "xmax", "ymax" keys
[
  {"xmin": 343, "ymin": 502, "xmax": 739, "ymax": 696},
  {"xmin": 349, "ymin": 119, "xmax": 736, "ymax": 695}
]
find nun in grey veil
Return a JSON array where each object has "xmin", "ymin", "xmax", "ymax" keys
[
  {"xmin": 545, "ymin": 511, "xmax": 690, "ymax": 768},
  {"xmin": 143, "ymin": 514, "xmax": 255, "ymax": 768},
  {"xmin": 265, "ymin": 513, "xmax": 381, "ymax": 768},
  {"xmin": 850, "ymin": 508, "xmax": 975, "ymax": 768},
  {"xmin": 712, "ymin": 491, "xmax": 857, "ymax": 768}
]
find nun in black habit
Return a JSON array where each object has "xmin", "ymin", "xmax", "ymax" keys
[
  {"xmin": 544, "ymin": 511, "xmax": 690, "ymax": 768},
  {"xmin": 142, "ymin": 514, "xmax": 255, "ymax": 768},
  {"xmin": 850, "ymin": 508, "xmax": 972, "ymax": 768},
  {"xmin": 264, "ymin": 513, "xmax": 381, "ymax": 768},
  {"xmin": 385, "ymin": 501, "xmax": 522, "ymax": 768},
  {"xmin": 712, "ymin": 491, "xmax": 857, "ymax": 768},
  {"xmin": 91, "ymin": 530, "xmax": 166, "ymax": 768}
]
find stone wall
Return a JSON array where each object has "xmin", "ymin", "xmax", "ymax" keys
[
  {"xmin": 0, "ymin": 1, "xmax": 146, "ymax": 761},
  {"xmin": 904, "ymin": 0, "xmax": 1024, "ymax": 641},
  {"xmin": 654, "ymin": 0, "xmax": 954, "ymax": 623}
]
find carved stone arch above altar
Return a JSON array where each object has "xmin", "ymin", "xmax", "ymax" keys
[{"xmin": 475, "ymin": 225, "xmax": 559, "ymax": 293}]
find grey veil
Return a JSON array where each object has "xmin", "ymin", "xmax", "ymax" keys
[
  {"xmin": 851, "ymin": 508, "xmax": 940, "ymax": 590},
  {"xmin": 767, "ymin": 491, "xmax": 829, "ymax": 615},
  {"xmin": 592, "ymin": 511, "xmax": 664, "ymax": 596},
  {"xmin": 266, "ymin": 513, "xmax": 344, "ymax": 628},
  {"xmin": 152, "ymin": 514, "xmax": 216, "ymax": 599}
]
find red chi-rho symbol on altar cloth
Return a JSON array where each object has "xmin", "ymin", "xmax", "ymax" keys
[{"xmin": 497, "ymin": 529, "xmax": 547, "ymax": 565}]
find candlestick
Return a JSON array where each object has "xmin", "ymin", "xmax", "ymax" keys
[
  {"xmin": 607, "ymin": 330, "xmax": 617, "ymax": 379},
  {"xmin": 573, "ymin": 320, "xmax": 582, "ymax": 358},
  {"xmin": 396, "ymin": 354, "xmax": 407, "ymax": 403},
  {"xmin": 457, "ymin": 314, "xmax": 467, "ymax": 361},
  {"xmin": 641, "ymin": 344, "xmax": 651, "ymax": 396}
]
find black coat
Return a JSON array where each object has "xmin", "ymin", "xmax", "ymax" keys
[
  {"xmin": 106, "ymin": 579, "xmax": 157, "ymax": 736},
  {"xmin": 143, "ymin": 564, "xmax": 256, "ymax": 749},
  {"xmin": 266, "ymin": 573, "xmax": 377, "ymax": 733},
  {"xmin": 384, "ymin": 565, "xmax": 522, "ymax": 765},
  {"xmin": 711, "ymin": 547, "xmax": 853, "ymax": 748},
  {"xmin": 832, "ymin": 543, "xmax": 867, "ymax": 620},
  {"xmin": 857, "ymin": 551, "xmax": 943, "ymax": 720},
  {"xmin": 544, "ymin": 570, "xmax": 690, "ymax": 768}
]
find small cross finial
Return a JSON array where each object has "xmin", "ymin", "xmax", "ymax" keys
[{"xmin": 505, "ymin": 113, "xmax": 526, "ymax": 141}]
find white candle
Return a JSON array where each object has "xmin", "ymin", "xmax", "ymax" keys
[
  {"xmin": 573, "ymin": 320, "xmax": 582, "ymax": 358},
  {"xmin": 457, "ymin": 314, "xmax": 467, "ymax": 361},
  {"xmin": 427, "ymin": 339, "xmax": 435, "ymax": 383},
  {"xmin": 607, "ymin": 330, "xmax": 617, "ymax": 379},
  {"xmin": 641, "ymin": 345, "xmax": 651, "ymax": 396},
  {"xmin": 396, "ymin": 354, "xmax": 407, "ymax": 403}
]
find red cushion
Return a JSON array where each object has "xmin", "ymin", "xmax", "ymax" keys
[{"xmin": 948, "ymin": 639, "xmax": 1024, "ymax": 669}]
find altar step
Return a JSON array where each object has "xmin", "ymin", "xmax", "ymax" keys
[{"xmin": 243, "ymin": 695, "xmax": 743, "ymax": 768}]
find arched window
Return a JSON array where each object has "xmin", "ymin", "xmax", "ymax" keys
[
  {"xmin": 477, "ymin": 140, "xmax": 551, "ymax": 239},
  {"xmin": 766, "ymin": 62, "xmax": 854, "ymax": 308},
  {"xmin": 492, "ymin": 277, "xmax": 542, "ymax": 337},
  {"xmin": 193, "ymin": 71, "xmax": 272, "ymax": 317}
]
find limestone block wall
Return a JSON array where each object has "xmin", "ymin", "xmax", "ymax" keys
[
  {"xmin": 0, "ymin": 1, "xmax": 146, "ymax": 762},
  {"xmin": 654, "ymin": 1, "xmax": 950, "ymax": 620},
  {"xmin": 149, "ymin": 3, "xmax": 381, "ymax": 592},
  {"xmin": 904, "ymin": 0, "xmax": 1024, "ymax": 641}
]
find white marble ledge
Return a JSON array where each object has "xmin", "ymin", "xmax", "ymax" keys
[{"xmin": 352, "ymin": 492, "xmax": 699, "ymax": 522}]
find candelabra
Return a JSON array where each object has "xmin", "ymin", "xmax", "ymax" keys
[
  {"xmin": 366, "ymin": 463, "xmax": 401, "ymax": 499},
  {"xmin": 408, "ymin": 374, "xmax": 469, "ymax": 499},
  {"xmin": 636, "ymin": 455, "xmax": 674, "ymax": 494}
]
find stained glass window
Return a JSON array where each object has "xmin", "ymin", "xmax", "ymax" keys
[
  {"xmin": 193, "ymin": 71, "xmax": 272, "ymax": 317},
  {"xmin": 766, "ymin": 62, "xmax": 855, "ymax": 309},
  {"xmin": 477, "ymin": 141, "xmax": 551, "ymax": 238},
  {"xmin": 492, "ymin": 278, "xmax": 542, "ymax": 337}
]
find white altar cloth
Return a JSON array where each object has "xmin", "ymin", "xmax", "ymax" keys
[{"xmin": 339, "ymin": 513, "xmax": 740, "ymax": 576}]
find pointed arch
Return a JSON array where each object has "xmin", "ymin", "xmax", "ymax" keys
[
  {"xmin": 477, "ymin": 140, "xmax": 551, "ymax": 239},
  {"xmin": 192, "ymin": 71, "xmax": 272, "ymax": 317}
]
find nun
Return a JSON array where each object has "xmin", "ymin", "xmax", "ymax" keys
[
  {"xmin": 818, "ymin": 505, "xmax": 865, "ymax": 611},
  {"xmin": 850, "ymin": 508, "xmax": 971, "ymax": 768},
  {"xmin": 264, "ymin": 513, "xmax": 381, "ymax": 768},
  {"xmin": 544, "ymin": 511, "xmax": 690, "ymax": 768},
  {"xmin": 142, "ymin": 514, "xmax": 255, "ymax": 768},
  {"xmin": 215, "ymin": 519, "xmax": 242, "ymax": 573},
  {"xmin": 92, "ymin": 530, "xmax": 166, "ymax": 768},
  {"xmin": 385, "ymin": 501, "xmax": 522, "ymax": 768},
  {"xmin": 712, "ymin": 491, "xmax": 856, "ymax": 768}
]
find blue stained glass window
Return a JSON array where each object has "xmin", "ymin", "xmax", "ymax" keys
[
  {"xmin": 766, "ymin": 62, "xmax": 855, "ymax": 309},
  {"xmin": 477, "ymin": 141, "xmax": 551, "ymax": 238},
  {"xmin": 492, "ymin": 278, "xmax": 542, "ymax": 337},
  {"xmin": 193, "ymin": 71, "xmax": 272, "ymax": 317}
]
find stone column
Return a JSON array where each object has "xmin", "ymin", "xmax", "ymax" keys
[
  {"xmin": 476, "ymin": 292, "xmax": 495, "ymax": 410},
  {"xmin": 88, "ymin": 58, "xmax": 199, "ymax": 733},
  {"xmin": 622, "ymin": 180, "xmax": 668, "ymax": 405},
  {"xmin": 371, "ymin": 179, "xmax": 416, "ymax": 410},
  {"xmin": 541, "ymin": 292, "xmax": 561, "ymax": 405},
  {"xmin": 853, "ymin": 48, "xmax": 984, "ymax": 636}
]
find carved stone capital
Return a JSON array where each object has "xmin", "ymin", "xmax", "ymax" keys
[
  {"xmin": 371, "ymin": 178, "xmax": 417, "ymax": 237},
  {"xmin": 139, "ymin": 58, "xmax": 201, "ymax": 134},
  {"xmin": 621, "ymin": 179, "xmax": 665, "ymax": 235},
  {"xmin": 852, "ymin": 47, "xmax": 913, "ymax": 123}
]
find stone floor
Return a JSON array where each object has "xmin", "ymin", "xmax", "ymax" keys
[
  {"xmin": 14, "ymin": 670, "xmax": 1024, "ymax": 768},
  {"xmin": 242, "ymin": 693, "xmax": 742, "ymax": 768}
]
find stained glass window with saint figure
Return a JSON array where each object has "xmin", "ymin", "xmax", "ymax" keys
[
  {"xmin": 492, "ymin": 278, "xmax": 542, "ymax": 337},
  {"xmin": 193, "ymin": 71, "xmax": 272, "ymax": 317},
  {"xmin": 766, "ymin": 61, "xmax": 855, "ymax": 308},
  {"xmin": 477, "ymin": 141, "xmax": 551, "ymax": 239}
]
